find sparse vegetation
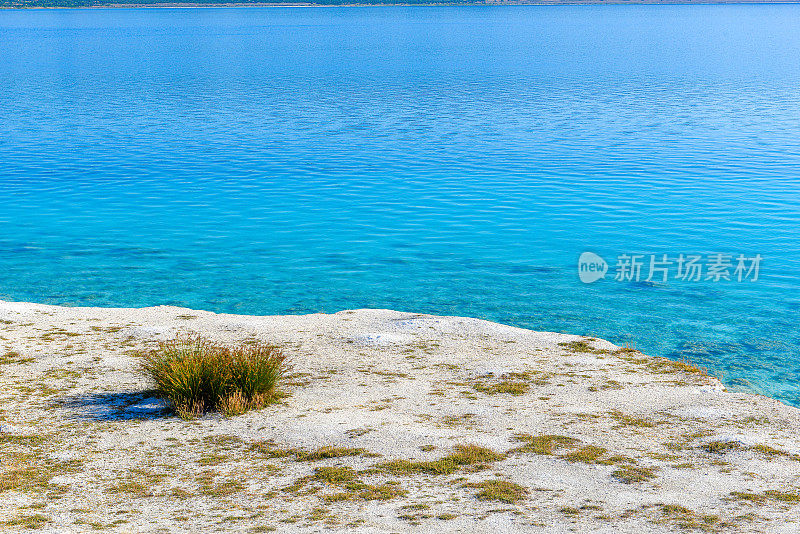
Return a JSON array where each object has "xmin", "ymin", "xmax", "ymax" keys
[
  {"xmin": 563, "ymin": 445, "xmax": 608, "ymax": 464},
  {"xmin": 196, "ymin": 470, "xmax": 245, "ymax": 497},
  {"xmin": 612, "ymin": 465, "xmax": 657, "ymax": 484},
  {"xmin": 473, "ymin": 380, "xmax": 529, "ymax": 396},
  {"xmin": 659, "ymin": 504, "xmax": 722, "ymax": 532},
  {"xmin": 342, "ymin": 481, "xmax": 406, "ymax": 501},
  {"xmin": 703, "ymin": 441, "xmax": 740, "ymax": 454},
  {"xmin": 140, "ymin": 336, "xmax": 287, "ymax": 418},
  {"xmin": 559, "ymin": 340, "xmax": 598, "ymax": 353},
  {"xmin": 0, "ymin": 514, "xmax": 50, "ymax": 530},
  {"xmin": 471, "ymin": 371, "xmax": 546, "ymax": 395},
  {"xmin": 467, "ymin": 479, "xmax": 528, "ymax": 503},
  {"xmin": 751, "ymin": 444, "xmax": 784, "ymax": 456},
  {"xmin": 297, "ymin": 446, "xmax": 376, "ymax": 461},
  {"xmin": 4, "ymin": 309, "xmax": 800, "ymax": 531},
  {"xmin": 511, "ymin": 434, "xmax": 579, "ymax": 455},
  {"xmin": 730, "ymin": 490, "xmax": 800, "ymax": 504},
  {"xmin": 0, "ymin": 447, "xmax": 82, "ymax": 496},
  {"xmin": 313, "ymin": 466, "xmax": 357, "ymax": 484},
  {"xmin": 610, "ymin": 411, "xmax": 655, "ymax": 428},
  {"xmin": 107, "ymin": 480, "xmax": 153, "ymax": 497},
  {"xmin": 649, "ymin": 357, "xmax": 708, "ymax": 376},
  {"xmin": 247, "ymin": 441, "xmax": 377, "ymax": 462},
  {"xmin": 0, "ymin": 350, "xmax": 34, "ymax": 365},
  {"xmin": 286, "ymin": 466, "xmax": 407, "ymax": 502},
  {"xmin": 378, "ymin": 445, "xmax": 504, "ymax": 476}
]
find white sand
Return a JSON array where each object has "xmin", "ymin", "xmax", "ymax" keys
[{"xmin": 1, "ymin": 300, "xmax": 799, "ymax": 533}]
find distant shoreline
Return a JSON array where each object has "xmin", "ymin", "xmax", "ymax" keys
[{"xmin": 4, "ymin": 0, "xmax": 800, "ymax": 9}]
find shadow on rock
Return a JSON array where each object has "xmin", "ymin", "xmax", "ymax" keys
[{"xmin": 56, "ymin": 390, "xmax": 172, "ymax": 421}]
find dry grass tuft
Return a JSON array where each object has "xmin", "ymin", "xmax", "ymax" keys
[{"xmin": 140, "ymin": 335, "xmax": 287, "ymax": 418}]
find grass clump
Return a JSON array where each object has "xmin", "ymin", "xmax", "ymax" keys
[
  {"xmin": 140, "ymin": 336, "xmax": 287, "ymax": 418},
  {"xmin": 378, "ymin": 444, "xmax": 504, "ymax": 476},
  {"xmin": 467, "ymin": 479, "xmax": 528, "ymax": 503}
]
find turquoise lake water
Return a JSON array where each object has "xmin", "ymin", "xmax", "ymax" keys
[{"xmin": 1, "ymin": 6, "xmax": 800, "ymax": 405}]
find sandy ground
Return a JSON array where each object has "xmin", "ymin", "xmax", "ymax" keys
[{"xmin": 1, "ymin": 300, "xmax": 799, "ymax": 533}]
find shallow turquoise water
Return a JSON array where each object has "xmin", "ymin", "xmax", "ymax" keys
[{"xmin": 1, "ymin": 6, "xmax": 800, "ymax": 404}]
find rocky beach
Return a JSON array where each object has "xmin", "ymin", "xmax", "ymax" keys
[{"xmin": 1, "ymin": 300, "xmax": 799, "ymax": 532}]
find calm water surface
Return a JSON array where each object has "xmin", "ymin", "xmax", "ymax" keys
[{"xmin": 1, "ymin": 6, "xmax": 800, "ymax": 404}]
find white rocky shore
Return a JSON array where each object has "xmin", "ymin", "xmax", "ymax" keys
[{"xmin": 1, "ymin": 300, "xmax": 799, "ymax": 533}]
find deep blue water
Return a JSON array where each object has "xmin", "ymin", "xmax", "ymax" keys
[{"xmin": 1, "ymin": 6, "xmax": 800, "ymax": 404}]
